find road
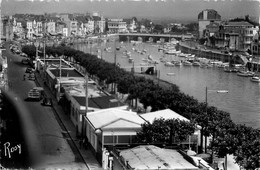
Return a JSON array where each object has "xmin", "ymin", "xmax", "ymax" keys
[{"xmin": 2, "ymin": 43, "xmax": 85, "ymax": 169}]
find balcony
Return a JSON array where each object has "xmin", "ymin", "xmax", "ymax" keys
[
  {"xmin": 243, "ymin": 33, "xmax": 254, "ymax": 37},
  {"xmin": 244, "ymin": 40, "xmax": 252, "ymax": 44}
]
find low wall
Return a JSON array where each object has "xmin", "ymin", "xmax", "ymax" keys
[{"xmin": 179, "ymin": 43, "xmax": 231, "ymax": 62}]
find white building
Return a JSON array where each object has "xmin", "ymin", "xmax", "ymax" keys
[
  {"xmin": 93, "ymin": 15, "xmax": 106, "ymax": 34},
  {"xmin": 47, "ymin": 21, "xmax": 56, "ymax": 33},
  {"xmin": 35, "ymin": 20, "xmax": 43, "ymax": 34},
  {"xmin": 62, "ymin": 27, "xmax": 68, "ymax": 37},
  {"xmin": 84, "ymin": 108, "xmax": 145, "ymax": 164},
  {"xmin": 107, "ymin": 19, "xmax": 127, "ymax": 33},
  {"xmin": 26, "ymin": 21, "xmax": 34, "ymax": 39},
  {"xmin": 86, "ymin": 18, "xmax": 94, "ymax": 34},
  {"xmin": 12, "ymin": 18, "xmax": 25, "ymax": 38},
  {"xmin": 70, "ymin": 20, "xmax": 78, "ymax": 35}
]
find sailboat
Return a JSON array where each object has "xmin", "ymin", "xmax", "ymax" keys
[{"xmin": 250, "ymin": 76, "xmax": 260, "ymax": 82}]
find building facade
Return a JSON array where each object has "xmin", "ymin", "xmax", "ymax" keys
[
  {"xmin": 198, "ymin": 9, "xmax": 221, "ymax": 38},
  {"xmin": 251, "ymin": 32, "xmax": 260, "ymax": 55},
  {"xmin": 47, "ymin": 21, "xmax": 56, "ymax": 33},
  {"xmin": 26, "ymin": 21, "xmax": 34, "ymax": 39},
  {"xmin": 107, "ymin": 19, "xmax": 127, "ymax": 33},
  {"xmin": 222, "ymin": 21, "xmax": 258, "ymax": 51},
  {"xmin": 70, "ymin": 20, "xmax": 78, "ymax": 36}
]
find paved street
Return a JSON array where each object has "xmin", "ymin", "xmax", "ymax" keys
[{"xmin": 3, "ymin": 43, "xmax": 87, "ymax": 169}]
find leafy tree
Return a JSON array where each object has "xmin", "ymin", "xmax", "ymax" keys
[
  {"xmin": 136, "ymin": 118, "xmax": 196, "ymax": 145},
  {"xmin": 21, "ymin": 45, "xmax": 36, "ymax": 59},
  {"xmin": 185, "ymin": 22, "xmax": 198, "ymax": 32},
  {"xmin": 213, "ymin": 124, "xmax": 260, "ymax": 169},
  {"xmin": 199, "ymin": 38, "xmax": 207, "ymax": 45},
  {"xmin": 117, "ymin": 73, "xmax": 135, "ymax": 94},
  {"xmin": 136, "ymin": 118, "xmax": 170, "ymax": 144},
  {"xmin": 139, "ymin": 18, "xmax": 153, "ymax": 28},
  {"xmin": 209, "ymin": 36, "xmax": 216, "ymax": 47},
  {"xmin": 153, "ymin": 24, "xmax": 164, "ymax": 34}
]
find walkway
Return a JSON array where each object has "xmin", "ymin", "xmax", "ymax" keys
[{"xmin": 34, "ymin": 72, "xmax": 103, "ymax": 170}]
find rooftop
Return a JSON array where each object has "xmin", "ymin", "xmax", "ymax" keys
[
  {"xmin": 86, "ymin": 108, "xmax": 145, "ymax": 130},
  {"xmin": 225, "ymin": 21, "xmax": 254, "ymax": 27},
  {"xmin": 74, "ymin": 95, "xmax": 125, "ymax": 110},
  {"xmin": 119, "ymin": 145, "xmax": 198, "ymax": 170},
  {"xmin": 49, "ymin": 68, "xmax": 83, "ymax": 78}
]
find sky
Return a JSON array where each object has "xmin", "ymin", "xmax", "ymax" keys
[{"xmin": 1, "ymin": 0, "xmax": 259, "ymax": 22}]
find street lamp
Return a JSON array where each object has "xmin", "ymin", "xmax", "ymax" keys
[{"xmin": 205, "ymin": 86, "xmax": 228, "ymax": 162}]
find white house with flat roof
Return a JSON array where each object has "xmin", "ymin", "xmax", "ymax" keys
[{"xmin": 84, "ymin": 108, "xmax": 145, "ymax": 165}]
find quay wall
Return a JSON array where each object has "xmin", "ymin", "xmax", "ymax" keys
[
  {"xmin": 178, "ymin": 42, "xmax": 231, "ymax": 62},
  {"xmin": 179, "ymin": 42, "xmax": 260, "ymax": 72}
]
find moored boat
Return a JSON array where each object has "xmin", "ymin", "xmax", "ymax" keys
[
  {"xmin": 237, "ymin": 71, "xmax": 250, "ymax": 77},
  {"xmin": 200, "ymin": 63, "xmax": 208, "ymax": 68},
  {"xmin": 165, "ymin": 62, "xmax": 175, "ymax": 66},
  {"xmin": 183, "ymin": 60, "xmax": 192, "ymax": 66},
  {"xmin": 174, "ymin": 61, "xmax": 182, "ymax": 66},
  {"xmin": 167, "ymin": 73, "xmax": 175, "ymax": 76},
  {"xmin": 192, "ymin": 61, "xmax": 201, "ymax": 67},
  {"xmin": 248, "ymin": 71, "xmax": 255, "ymax": 77},
  {"xmin": 165, "ymin": 49, "xmax": 181, "ymax": 55},
  {"xmin": 179, "ymin": 53, "xmax": 188, "ymax": 58},
  {"xmin": 250, "ymin": 76, "xmax": 260, "ymax": 82}
]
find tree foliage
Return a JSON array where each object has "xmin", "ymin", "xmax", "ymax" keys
[{"xmin": 136, "ymin": 118, "xmax": 196, "ymax": 145}]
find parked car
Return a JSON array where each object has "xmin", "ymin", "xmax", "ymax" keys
[
  {"xmin": 25, "ymin": 67, "xmax": 34, "ymax": 73},
  {"xmin": 28, "ymin": 73, "xmax": 35, "ymax": 81},
  {"xmin": 41, "ymin": 97, "xmax": 53, "ymax": 106},
  {"xmin": 27, "ymin": 89, "xmax": 41, "ymax": 101},
  {"xmin": 26, "ymin": 87, "xmax": 45, "ymax": 101}
]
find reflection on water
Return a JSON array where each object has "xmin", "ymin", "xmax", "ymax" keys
[{"xmin": 74, "ymin": 40, "xmax": 260, "ymax": 129}]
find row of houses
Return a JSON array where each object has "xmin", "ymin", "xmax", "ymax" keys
[
  {"xmin": 198, "ymin": 9, "xmax": 259, "ymax": 53},
  {"xmin": 9, "ymin": 13, "xmax": 137, "ymax": 40},
  {"xmin": 35, "ymin": 58, "xmax": 215, "ymax": 170}
]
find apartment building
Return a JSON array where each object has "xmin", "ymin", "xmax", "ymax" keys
[
  {"xmin": 47, "ymin": 21, "xmax": 56, "ymax": 33},
  {"xmin": 85, "ymin": 16, "xmax": 94, "ymax": 34},
  {"xmin": 26, "ymin": 20, "xmax": 34, "ymax": 39},
  {"xmin": 107, "ymin": 19, "xmax": 127, "ymax": 33},
  {"xmin": 217, "ymin": 21, "xmax": 259, "ymax": 51},
  {"xmin": 92, "ymin": 15, "xmax": 106, "ymax": 34},
  {"xmin": 70, "ymin": 20, "xmax": 78, "ymax": 36}
]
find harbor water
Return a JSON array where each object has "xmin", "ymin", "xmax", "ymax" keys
[{"xmin": 73, "ymin": 40, "xmax": 260, "ymax": 129}]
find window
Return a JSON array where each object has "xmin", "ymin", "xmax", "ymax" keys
[
  {"xmin": 104, "ymin": 136, "xmax": 117, "ymax": 145},
  {"xmin": 118, "ymin": 135, "xmax": 131, "ymax": 144}
]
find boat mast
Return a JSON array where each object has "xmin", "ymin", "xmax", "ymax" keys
[{"xmin": 114, "ymin": 37, "xmax": 117, "ymax": 65}]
